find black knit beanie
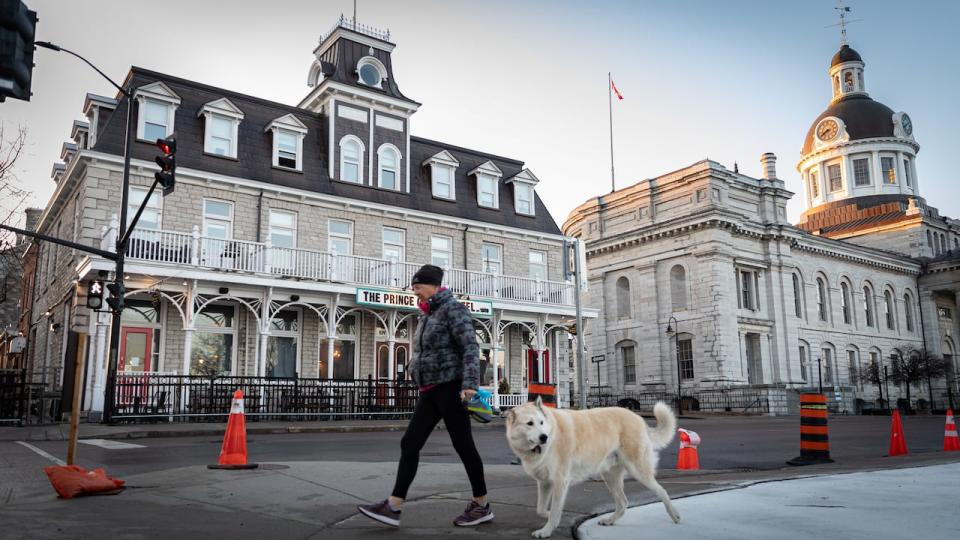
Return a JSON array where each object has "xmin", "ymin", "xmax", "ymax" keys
[{"xmin": 411, "ymin": 264, "xmax": 444, "ymax": 287}]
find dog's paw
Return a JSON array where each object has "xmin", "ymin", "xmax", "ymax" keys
[
  {"xmin": 531, "ymin": 526, "xmax": 555, "ymax": 538},
  {"xmin": 598, "ymin": 517, "xmax": 617, "ymax": 526}
]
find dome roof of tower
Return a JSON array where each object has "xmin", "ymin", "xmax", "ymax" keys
[
  {"xmin": 801, "ymin": 95, "xmax": 895, "ymax": 155},
  {"xmin": 831, "ymin": 44, "xmax": 863, "ymax": 67}
]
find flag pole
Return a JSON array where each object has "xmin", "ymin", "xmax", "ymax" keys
[{"xmin": 608, "ymin": 72, "xmax": 615, "ymax": 193}]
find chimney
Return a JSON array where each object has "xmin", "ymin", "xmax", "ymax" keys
[
  {"xmin": 760, "ymin": 152, "xmax": 777, "ymax": 180},
  {"xmin": 17, "ymin": 208, "xmax": 44, "ymax": 245}
]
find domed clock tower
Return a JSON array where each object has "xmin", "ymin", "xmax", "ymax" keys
[{"xmin": 795, "ymin": 43, "xmax": 942, "ymax": 258}]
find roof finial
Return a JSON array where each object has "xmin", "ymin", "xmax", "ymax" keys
[{"xmin": 826, "ymin": 1, "xmax": 863, "ymax": 46}]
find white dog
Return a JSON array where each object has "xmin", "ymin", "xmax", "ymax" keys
[{"xmin": 504, "ymin": 398, "xmax": 680, "ymax": 538}]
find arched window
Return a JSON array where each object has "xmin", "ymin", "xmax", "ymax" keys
[
  {"xmin": 821, "ymin": 342, "xmax": 836, "ymax": 386},
  {"xmin": 339, "ymin": 136, "xmax": 364, "ymax": 183},
  {"xmin": 377, "ymin": 144, "xmax": 401, "ymax": 190},
  {"xmin": 840, "ymin": 281, "xmax": 852, "ymax": 324},
  {"xmin": 816, "ymin": 277, "xmax": 828, "ymax": 322},
  {"xmin": 670, "ymin": 265, "xmax": 687, "ymax": 311},
  {"xmin": 904, "ymin": 292, "xmax": 915, "ymax": 332},
  {"xmin": 846, "ymin": 346, "xmax": 861, "ymax": 390},
  {"xmin": 792, "ymin": 274, "xmax": 804, "ymax": 317},
  {"xmin": 616, "ymin": 277, "xmax": 631, "ymax": 320},
  {"xmin": 863, "ymin": 285, "xmax": 875, "ymax": 327},
  {"xmin": 798, "ymin": 340, "xmax": 810, "ymax": 383},
  {"xmin": 927, "ymin": 230, "xmax": 934, "ymax": 252},
  {"xmin": 618, "ymin": 340, "xmax": 637, "ymax": 385},
  {"xmin": 941, "ymin": 233, "xmax": 947, "ymax": 254},
  {"xmin": 883, "ymin": 289, "xmax": 895, "ymax": 330}
]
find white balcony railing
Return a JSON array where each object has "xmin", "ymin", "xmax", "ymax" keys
[{"xmin": 113, "ymin": 225, "xmax": 574, "ymax": 306}]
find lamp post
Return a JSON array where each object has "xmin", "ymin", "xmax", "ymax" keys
[
  {"xmin": 816, "ymin": 357, "xmax": 823, "ymax": 395},
  {"xmin": 665, "ymin": 315, "xmax": 681, "ymax": 414},
  {"xmin": 34, "ymin": 41, "xmax": 135, "ymax": 424}
]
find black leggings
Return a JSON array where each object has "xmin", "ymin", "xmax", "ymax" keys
[{"xmin": 391, "ymin": 380, "xmax": 487, "ymax": 499}]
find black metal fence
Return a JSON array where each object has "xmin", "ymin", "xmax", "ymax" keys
[
  {"xmin": 111, "ymin": 374, "xmax": 419, "ymax": 422},
  {"xmin": 574, "ymin": 386, "xmax": 771, "ymax": 414},
  {"xmin": 0, "ymin": 369, "xmax": 62, "ymax": 425}
]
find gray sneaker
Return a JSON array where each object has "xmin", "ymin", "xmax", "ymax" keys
[
  {"xmin": 358, "ymin": 499, "xmax": 401, "ymax": 527},
  {"xmin": 453, "ymin": 500, "xmax": 494, "ymax": 526}
]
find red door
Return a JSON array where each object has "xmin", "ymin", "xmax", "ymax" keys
[
  {"xmin": 527, "ymin": 349, "xmax": 552, "ymax": 385},
  {"xmin": 119, "ymin": 328, "xmax": 152, "ymax": 373}
]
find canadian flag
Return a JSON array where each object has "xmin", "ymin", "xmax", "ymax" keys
[{"xmin": 611, "ymin": 79, "xmax": 624, "ymax": 100}]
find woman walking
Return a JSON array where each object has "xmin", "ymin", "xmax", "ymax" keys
[{"xmin": 358, "ymin": 264, "xmax": 493, "ymax": 528}]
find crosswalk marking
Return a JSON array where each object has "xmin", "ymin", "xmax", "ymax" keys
[
  {"xmin": 78, "ymin": 439, "xmax": 146, "ymax": 450},
  {"xmin": 15, "ymin": 441, "xmax": 66, "ymax": 466}
]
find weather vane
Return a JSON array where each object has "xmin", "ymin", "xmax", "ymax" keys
[{"xmin": 826, "ymin": 1, "xmax": 864, "ymax": 46}]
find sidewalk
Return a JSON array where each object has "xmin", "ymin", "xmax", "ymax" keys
[
  {"xmin": 578, "ymin": 462, "xmax": 960, "ymax": 540},
  {"xmin": 0, "ymin": 418, "xmax": 505, "ymax": 442}
]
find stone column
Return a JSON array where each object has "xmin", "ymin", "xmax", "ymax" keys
[
  {"xmin": 919, "ymin": 290, "xmax": 942, "ymax": 358},
  {"xmin": 491, "ymin": 313, "xmax": 501, "ymax": 409},
  {"xmin": 89, "ymin": 311, "xmax": 110, "ymax": 416}
]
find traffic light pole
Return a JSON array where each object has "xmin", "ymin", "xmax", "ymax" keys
[{"xmin": 101, "ymin": 88, "xmax": 135, "ymax": 424}]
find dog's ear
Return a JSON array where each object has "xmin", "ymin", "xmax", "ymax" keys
[
  {"xmin": 535, "ymin": 395, "xmax": 544, "ymax": 411},
  {"xmin": 504, "ymin": 408, "xmax": 516, "ymax": 425}
]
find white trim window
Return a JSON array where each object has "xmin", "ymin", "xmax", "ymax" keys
[
  {"xmin": 191, "ymin": 304, "xmax": 237, "ymax": 376},
  {"xmin": 827, "ymin": 162, "xmax": 843, "ymax": 192},
  {"xmin": 514, "ymin": 183, "xmax": 534, "ymax": 215},
  {"xmin": 903, "ymin": 157, "xmax": 913, "ymax": 187},
  {"xmin": 134, "ymin": 82, "xmax": 180, "ymax": 142},
  {"xmin": 328, "ymin": 219, "xmax": 353, "ymax": 255},
  {"xmin": 127, "ymin": 185, "xmax": 162, "ymax": 230},
  {"xmin": 852, "ymin": 156, "xmax": 871, "ymax": 187},
  {"xmin": 377, "ymin": 144, "xmax": 401, "ymax": 191},
  {"xmin": 198, "ymin": 98, "xmax": 244, "ymax": 159},
  {"xmin": 269, "ymin": 209, "xmax": 297, "ymax": 270},
  {"xmin": 382, "ymin": 227, "xmax": 405, "ymax": 263},
  {"xmin": 424, "ymin": 150, "xmax": 460, "ymax": 200},
  {"xmin": 356, "ymin": 56, "xmax": 387, "ymax": 89},
  {"xmin": 481, "ymin": 243, "xmax": 502, "ymax": 274},
  {"xmin": 881, "ymin": 156, "xmax": 896, "ymax": 184},
  {"xmin": 477, "ymin": 174, "xmax": 499, "ymax": 209},
  {"xmin": 529, "ymin": 250, "xmax": 547, "ymax": 281},
  {"xmin": 737, "ymin": 268, "xmax": 760, "ymax": 311},
  {"xmin": 431, "ymin": 235, "xmax": 452, "ymax": 268},
  {"xmin": 267, "ymin": 309, "xmax": 301, "ymax": 378},
  {"xmin": 505, "ymin": 167, "xmax": 539, "ymax": 217},
  {"xmin": 816, "ymin": 277, "xmax": 829, "ymax": 322},
  {"xmin": 266, "ymin": 114, "xmax": 308, "ymax": 171},
  {"xmin": 339, "ymin": 136, "xmax": 364, "ymax": 183},
  {"xmin": 202, "ymin": 199, "xmax": 233, "ymax": 240}
]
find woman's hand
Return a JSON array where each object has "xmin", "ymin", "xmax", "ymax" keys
[{"xmin": 461, "ymin": 389, "xmax": 476, "ymax": 402}]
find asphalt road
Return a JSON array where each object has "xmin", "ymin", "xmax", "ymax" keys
[{"xmin": 5, "ymin": 414, "xmax": 949, "ymax": 477}]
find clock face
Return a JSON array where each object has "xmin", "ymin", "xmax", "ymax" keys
[
  {"xmin": 901, "ymin": 113, "xmax": 913, "ymax": 136},
  {"xmin": 817, "ymin": 119, "xmax": 840, "ymax": 142}
]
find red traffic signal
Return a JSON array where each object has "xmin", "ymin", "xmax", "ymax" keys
[{"xmin": 154, "ymin": 135, "xmax": 176, "ymax": 196}]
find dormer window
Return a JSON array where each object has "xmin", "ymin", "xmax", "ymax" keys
[
  {"xmin": 339, "ymin": 135, "xmax": 364, "ymax": 183},
  {"xmin": 468, "ymin": 160, "xmax": 503, "ymax": 209},
  {"xmin": 134, "ymin": 82, "xmax": 180, "ymax": 143},
  {"xmin": 199, "ymin": 98, "xmax": 244, "ymax": 159},
  {"xmin": 356, "ymin": 56, "xmax": 387, "ymax": 89},
  {"xmin": 266, "ymin": 113, "xmax": 308, "ymax": 171},
  {"xmin": 505, "ymin": 168, "xmax": 540, "ymax": 217},
  {"xmin": 423, "ymin": 150, "xmax": 460, "ymax": 201},
  {"xmin": 377, "ymin": 144, "xmax": 401, "ymax": 190},
  {"xmin": 477, "ymin": 174, "xmax": 498, "ymax": 209}
]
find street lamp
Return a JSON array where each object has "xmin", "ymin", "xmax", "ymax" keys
[
  {"xmin": 665, "ymin": 315, "xmax": 681, "ymax": 414},
  {"xmin": 816, "ymin": 357, "xmax": 823, "ymax": 395},
  {"xmin": 34, "ymin": 40, "xmax": 136, "ymax": 424}
]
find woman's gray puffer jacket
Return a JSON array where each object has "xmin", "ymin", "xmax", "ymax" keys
[{"xmin": 409, "ymin": 288, "xmax": 480, "ymax": 391}]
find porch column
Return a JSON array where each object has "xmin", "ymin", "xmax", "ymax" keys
[
  {"xmin": 182, "ymin": 328, "xmax": 194, "ymax": 375},
  {"xmin": 536, "ymin": 317, "xmax": 546, "ymax": 386},
  {"xmin": 181, "ymin": 282, "xmax": 195, "ymax": 376},
  {"xmin": 258, "ymin": 287, "xmax": 272, "ymax": 377},
  {"xmin": 258, "ymin": 332, "xmax": 269, "ymax": 377},
  {"xmin": 327, "ymin": 295, "xmax": 339, "ymax": 379},
  {"xmin": 491, "ymin": 312, "xmax": 501, "ymax": 409},
  {"xmin": 89, "ymin": 311, "xmax": 110, "ymax": 415},
  {"xmin": 387, "ymin": 311, "xmax": 396, "ymax": 380}
]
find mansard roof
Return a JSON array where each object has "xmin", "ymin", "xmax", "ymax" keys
[{"xmin": 89, "ymin": 67, "xmax": 561, "ymax": 236}]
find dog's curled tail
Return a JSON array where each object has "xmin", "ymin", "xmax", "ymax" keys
[{"xmin": 649, "ymin": 401, "xmax": 677, "ymax": 450}]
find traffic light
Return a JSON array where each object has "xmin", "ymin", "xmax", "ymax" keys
[
  {"xmin": 86, "ymin": 280, "xmax": 104, "ymax": 310},
  {"xmin": 154, "ymin": 135, "xmax": 176, "ymax": 196},
  {"xmin": 105, "ymin": 281, "xmax": 125, "ymax": 313},
  {"xmin": 0, "ymin": 1, "xmax": 38, "ymax": 102}
]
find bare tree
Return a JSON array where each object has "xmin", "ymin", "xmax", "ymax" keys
[
  {"xmin": 0, "ymin": 124, "xmax": 31, "ymax": 238},
  {"xmin": 889, "ymin": 348, "xmax": 949, "ymax": 412},
  {"xmin": 859, "ymin": 359, "xmax": 885, "ymax": 409}
]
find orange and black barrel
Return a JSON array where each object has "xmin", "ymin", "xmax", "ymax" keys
[
  {"xmin": 527, "ymin": 383, "xmax": 557, "ymax": 408},
  {"xmin": 787, "ymin": 393, "xmax": 834, "ymax": 465}
]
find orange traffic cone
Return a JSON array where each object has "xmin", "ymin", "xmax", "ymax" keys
[
  {"xmin": 888, "ymin": 409, "xmax": 908, "ymax": 457},
  {"xmin": 944, "ymin": 409, "xmax": 960, "ymax": 452},
  {"xmin": 676, "ymin": 428, "xmax": 700, "ymax": 470},
  {"xmin": 208, "ymin": 390, "xmax": 258, "ymax": 470}
]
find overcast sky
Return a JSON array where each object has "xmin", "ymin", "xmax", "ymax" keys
[{"xmin": 4, "ymin": 0, "xmax": 959, "ymax": 233}]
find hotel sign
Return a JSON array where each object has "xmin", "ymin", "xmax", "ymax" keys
[{"xmin": 356, "ymin": 288, "xmax": 493, "ymax": 318}]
